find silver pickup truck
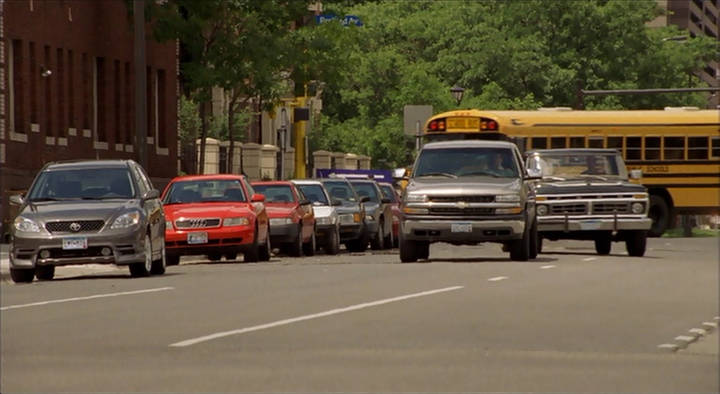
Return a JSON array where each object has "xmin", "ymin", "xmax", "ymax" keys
[
  {"xmin": 524, "ymin": 149, "xmax": 651, "ymax": 256},
  {"xmin": 399, "ymin": 140, "xmax": 539, "ymax": 262}
]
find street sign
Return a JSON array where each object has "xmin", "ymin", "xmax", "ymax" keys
[
  {"xmin": 403, "ymin": 105, "xmax": 433, "ymax": 136},
  {"xmin": 316, "ymin": 13, "xmax": 364, "ymax": 27}
]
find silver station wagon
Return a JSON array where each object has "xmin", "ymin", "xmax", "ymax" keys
[{"xmin": 8, "ymin": 160, "xmax": 166, "ymax": 283}]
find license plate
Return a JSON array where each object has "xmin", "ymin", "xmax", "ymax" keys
[
  {"xmin": 62, "ymin": 237, "xmax": 88, "ymax": 250},
  {"xmin": 451, "ymin": 223, "xmax": 472, "ymax": 233},
  {"xmin": 187, "ymin": 232, "xmax": 208, "ymax": 244},
  {"xmin": 579, "ymin": 220, "xmax": 602, "ymax": 230}
]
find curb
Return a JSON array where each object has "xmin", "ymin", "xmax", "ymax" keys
[{"xmin": 658, "ymin": 317, "xmax": 720, "ymax": 353}]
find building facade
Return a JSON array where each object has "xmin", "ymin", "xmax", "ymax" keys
[{"xmin": 1, "ymin": 0, "xmax": 178, "ymax": 238}]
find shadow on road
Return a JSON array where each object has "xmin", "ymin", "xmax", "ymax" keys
[{"xmin": 426, "ymin": 256, "xmax": 558, "ymax": 264}]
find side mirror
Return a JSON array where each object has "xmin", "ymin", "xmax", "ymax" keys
[
  {"xmin": 360, "ymin": 196, "xmax": 370, "ymax": 203},
  {"xmin": 251, "ymin": 193, "xmax": 265, "ymax": 202},
  {"xmin": 629, "ymin": 169, "xmax": 643, "ymax": 180},
  {"xmin": 9, "ymin": 194, "xmax": 24, "ymax": 205},
  {"xmin": 143, "ymin": 189, "xmax": 160, "ymax": 200},
  {"xmin": 381, "ymin": 198, "xmax": 391, "ymax": 204},
  {"xmin": 299, "ymin": 199, "xmax": 312, "ymax": 206},
  {"xmin": 331, "ymin": 199, "xmax": 343, "ymax": 206},
  {"xmin": 525, "ymin": 167, "xmax": 542, "ymax": 180}
]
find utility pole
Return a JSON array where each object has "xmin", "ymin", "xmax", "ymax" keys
[{"xmin": 133, "ymin": 0, "xmax": 147, "ymax": 169}]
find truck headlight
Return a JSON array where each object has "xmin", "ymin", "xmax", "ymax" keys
[
  {"xmin": 223, "ymin": 217, "xmax": 250, "ymax": 226},
  {"xmin": 537, "ymin": 205, "xmax": 548, "ymax": 216},
  {"xmin": 496, "ymin": 194, "xmax": 520, "ymax": 203},
  {"xmin": 14, "ymin": 217, "xmax": 41, "ymax": 233},
  {"xmin": 111, "ymin": 212, "xmax": 141, "ymax": 229},
  {"xmin": 631, "ymin": 202, "xmax": 644, "ymax": 214},
  {"xmin": 405, "ymin": 194, "xmax": 428, "ymax": 203},
  {"xmin": 317, "ymin": 216, "xmax": 336, "ymax": 225}
]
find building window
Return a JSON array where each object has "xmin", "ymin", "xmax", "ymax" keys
[
  {"xmin": 95, "ymin": 56, "xmax": 107, "ymax": 142},
  {"xmin": 626, "ymin": 137, "xmax": 641, "ymax": 161},
  {"xmin": 82, "ymin": 53, "xmax": 89, "ymax": 130},
  {"xmin": 644, "ymin": 136, "xmax": 660, "ymax": 160},
  {"xmin": 68, "ymin": 50, "xmax": 74, "ymax": 129},
  {"xmin": 688, "ymin": 136, "xmax": 709, "ymax": 160},
  {"xmin": 157, "ymin": 69, "xmax": 167, "ymax": 148},
  {"xmin": 663, "ymin": 136, "xmax": 685, "ymax": 160},
  {"xmin": 11, "ymin": 39, "xmax": 25, "ymax": 133},
  {"xmin": 124, "ymin": 62, "xmax": 133, "ymax": 144},
  {"xmin": 44, "ymin": 45, "xmax": 52, "ymax": 138},
  {"xmin": 56, "ymin": 48, "xmax": 65, "ymax": 138},
  {"xmin": 114, "ymin": 60, "xmax": 121, "ymax": 146},
  {"xmin": 146, "ymin": 66, "xmax": 153, "ymax": 142},
  {"xmin": 29, "ymin": 41, "xmax": 37, "ymax": 125}
]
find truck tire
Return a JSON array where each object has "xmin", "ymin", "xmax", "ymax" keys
[
  {"xmin": 594, "ymin": 232, "xmax": 612, "ymax": 255},
  {"xmin": 625, "ymin": 230, "xmax": 647, "ymax": 257},
  {"xmin": 10, "ymin": 268, "xmax": 35, "ymax": 283},
  {"xmin": 648, "ymin": 195, "xmax": 670, "ymax": 237},
  {"xmin": 35, "ymin": 265, "xmax": 55, "ymax": 281},
  {"xmin": 399, "ymin": 236, "xmax": 418, "ymax": 263},
  {"xmin": 529, "ymin": 220, "xmax": 538, "ymax": 259},
  {"xmin": 510, "ymin": 222, "xmax": 531, "ymax": 261}
]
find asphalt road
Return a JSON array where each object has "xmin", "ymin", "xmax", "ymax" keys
[{"xmin": 1, "ymin": 237, "xmax": 718, "ymax": 393}]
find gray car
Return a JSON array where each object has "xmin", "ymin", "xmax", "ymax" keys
[
  {"xmin": 348, "ymin": 179, "xmax": 394, "ymax": 250},
  {"xmin": 319, "ymin": 178, "xmax": 369, "ymax": 252},
  {"xmin": 8, "ymin": 160, "xmax": 166, "ymax": 282}
]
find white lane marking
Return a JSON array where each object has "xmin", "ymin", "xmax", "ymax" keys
[
  {"xmin": 657, "ymin": 344, "xmax": 679, "ymax": 351},
  {"xmin": 488, "ymin": 276, "xmax": 508, "ymax": 282},
  {"xmin": 170, "ymin": 286, "xmax": 464, "ymax": 347},
  {"xmin": 0, "ymin": 287, "xmax": 174, "ymax": 311},
  {"xmin": 540, "ymin": 265, "xmax": 556, "ymax": 269},
  {"xmin": 582, "ymin": 257, "xmax": 597, "ymax": 262}
]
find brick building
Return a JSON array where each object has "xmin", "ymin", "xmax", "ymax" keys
[{"xmin": 0, "ymin": 0, "xmax": 179, "ymax": 237}]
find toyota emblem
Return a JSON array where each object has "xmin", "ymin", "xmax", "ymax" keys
[{"xmin": 69, "ymin": 222, "xmax": 82, "ymax": 232}]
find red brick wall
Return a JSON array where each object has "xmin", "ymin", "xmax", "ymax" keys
[{"xmin": 0, "ymin": 0, "xmax": 178, "ymax": 237}]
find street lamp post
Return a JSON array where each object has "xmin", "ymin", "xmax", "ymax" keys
[{"xmin": 450, "ymin": 85, "xmax": 465, "ymax": 107}]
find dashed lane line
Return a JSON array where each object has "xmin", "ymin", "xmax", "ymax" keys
[
  {"xmin": 540, "ymin": 265, "xmax": 556, "ymax": 269},
  {"xmin": 582, "ymin": 257, "xmax": 597, "ymax": 262},
  {"xmin": 170, "ymin": 286, "xmax": 464, "ymax": 347},
  {"xmin": 0, "ymin": 287, "xmax": 175, "ymax": 311},
  {"xmin": 488, "ymin": 276, "xmax": 508, "ymax": 282}
]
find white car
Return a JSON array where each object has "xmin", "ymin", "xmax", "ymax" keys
[{"xmin": 291, "ymin": 179, "xmax": 341, "ymax": 254}]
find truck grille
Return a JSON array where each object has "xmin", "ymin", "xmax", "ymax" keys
[
  {"xmin": 174, "ymin": 218, "xmax": 221, "ymax": 229},
  {"xmin": 550, "ymin": 203, "xmax": 587, "ymax": 215},
  {"xmin": 592, "ymin": 202, "xmax": 630, "ymax": 214},
  {"xmin": 429, "ymin": 195, "xmax": 494, "ymax": 203},
  {"xmin": 429, "ymin": 207, "xmax": 494, "ymax": 215},
  {"xmin": 45, "ymin": 220, "xmax": 105, "ymax": 234}
]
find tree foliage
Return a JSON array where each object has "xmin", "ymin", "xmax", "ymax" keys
[{"xmin": 315, "ymin": 0, "xmax": 717, "ymax": 168}]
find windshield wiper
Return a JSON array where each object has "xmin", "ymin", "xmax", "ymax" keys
[
  {"xmin": 418, "ymin": 172, "xmax": 458, "ymax": 178},
  {"xmin": 459, "ymin": 171, "xmax": 503, "ymax": 178}
]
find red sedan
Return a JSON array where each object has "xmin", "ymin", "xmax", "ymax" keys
[
  {"xmin": 161, "ymin": 174, "xmax": 270, "ymax": 264},
  {"xmin": 251, "ymin": 181, "xmax": 316, "ymax": 257}
]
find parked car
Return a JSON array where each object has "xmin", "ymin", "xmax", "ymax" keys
[
  {"xmin": 292, "ymin": 179, "xmax": 341, "ymax": 255},
  {"xmin": 524, "ymin": 149, "xmax": 651, "ymax": 256},
  {"xmin": 319, "ymin": 178, "xmax": 369, "ymax": 252},
  {"xmin": 251, "ymin": 181, "xmax": 316, "ymax": 257},
  {"xmin": 378, "ymin": 182, "xmax": 401, "ymax": 248},
  {"xmin": 348, "ymin": 179, "xmax": 394, "ymax": 250},
  {"xmin": 161, "ymin": 174, "xmax": 270, "ymax": 264},
  {"xmin": 8, "ymin": 160, "xmax": 166, "ymax": 282}
]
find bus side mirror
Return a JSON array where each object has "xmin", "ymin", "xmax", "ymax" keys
[{"xmin": 629, "ymin": 169, "xmax": 642, "ymax": 180}]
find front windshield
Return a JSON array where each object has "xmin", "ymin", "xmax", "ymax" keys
[
  {"xmin": 351, "ymin": 182, "xmax": 380, "ymax": 203},
  {"xmin": 413, "ymin": 147, "xmax": 519, "ymax": 178},
  {"xmin": 322, "ymin": 181, "xmax": 357, "ymax": 203},
  {"xmin": 297, "ymin": 184, "xmax": 329, "ymax": 205},
  {"xmin": 379, "ymin": 185, "xmax": 397, "ymax": 202},
  {"xmin": 252, "ymin": 184, "xmax": 296, "ymax": 203},
  {"xmin": 527, "ymin": 153, "xmax": 625, "ymax": 179},
  {"xmin": 28, "ymin": 168, "xmax": 135, "ymax": 200},
  {"xmin": 164, "ymin": 179, "xmax": 246, "ymax": 203}
]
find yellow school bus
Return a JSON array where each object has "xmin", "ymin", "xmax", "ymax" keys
[{"xmin": 423, "ymin": 107, "xmax": 720, "ymax": 236}]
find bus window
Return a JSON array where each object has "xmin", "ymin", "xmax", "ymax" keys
[
  {"xmin": 607, "ymin": 136, "xmax": 623, "ymax": 153},
  {"xmin": 569, "ymin": 137, "xmax": 584, "ymax": 148},
  {"xmin": 531, "ymin": 137, "xmax": 547, "ymax": 149},
  {"xmin": 663, "ymin": 136, "xmax": 685, "ymax": 160},
  {"xmin": 551, "ymin": 137, "xmax": 565, "ymax": 149},
  {"xmin": 688, "ymin": 137, "xmax": 709, "ymax": 160},
  {"xmin": 626, "ymin": 137, "xmax": 641, "ymax": 161},
  {"xmin": 588, "ymin": 137, "xmax": 604, "ymax": 148},
  {"xmin": 645, "ymin": 136, "xmax": 660, "ymax": 160},
  {"xmin": 712, "ymin": 137, "xmax": 720, "ymax": 158}
]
